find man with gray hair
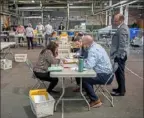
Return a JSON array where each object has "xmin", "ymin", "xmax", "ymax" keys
[
  {"xmin": 81, "ymin": 35, "xmax": 113, "ymax": 108},
  {"xmin": 110, "ymin": 13, "xmax": 130, "ymax": 96}
]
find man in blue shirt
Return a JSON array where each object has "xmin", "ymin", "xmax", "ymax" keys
[{"xmin": 82, "ymin": 35, "xmax": 113, "ymax": 108}]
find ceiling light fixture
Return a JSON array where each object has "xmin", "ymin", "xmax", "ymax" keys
[{"xmin": 32, "ymin": 0, "xmax": 35, "ymax": 3}]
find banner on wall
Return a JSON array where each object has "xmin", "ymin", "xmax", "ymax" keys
[{"xmin": 1, "ymin": 15, "xmax": 10, "ymax": 29}]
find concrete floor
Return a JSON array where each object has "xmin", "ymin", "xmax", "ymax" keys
[{"xmin": 1, "ymin": 46, "xmax": 143, "ymax": 118}]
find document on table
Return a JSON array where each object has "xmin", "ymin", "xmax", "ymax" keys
[
  {"xmin": 64, "ymin": 58, "xmax": 78, "ymax": 63},
  {"xmin": 34, "ymin": 95, "xmax": 47, "ymax": 103},
  {"xmin": 71, "ymin": 67, "xmax": 88, "ymax": 71}
]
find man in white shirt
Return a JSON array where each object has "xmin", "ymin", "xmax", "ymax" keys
[
  {"xmin": 36, "ymin": 22, "xmax": 44, "ymax": 45},
  {"xmin": 26, "ymin": 23, "xmax": 34, "ymax": 49},
  {"xmin": 36, "ymin": 22, "xmax": 44, "ymax": 33},
  {"xmin": 44, "ymin": 23, "xmax": 53, "ymax": 46}
]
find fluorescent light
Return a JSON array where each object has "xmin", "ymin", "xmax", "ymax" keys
[{"xmin": 32, "ymin": 0, "xmax": 35, "ymax": 3}]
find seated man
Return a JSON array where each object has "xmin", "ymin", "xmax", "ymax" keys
[{"xmin": 82, "ymin": 35, "xmax": 113, "ymax": 108}]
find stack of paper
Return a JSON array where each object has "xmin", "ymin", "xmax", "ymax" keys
[
  {"xmin": 64, "ymin": 58, "xmax": 78, "ymax": 64},
  {"xmin": 34, "ymin": 95, "xmax": 47, "ymax": 103}
]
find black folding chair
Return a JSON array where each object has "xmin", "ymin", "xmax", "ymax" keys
[
  {"xmin": 95, "ymin": 62, "xmax": 118, "ymax": 107},
  {"xmin": 25, "ymin": 59, "xmax": 47, "ymax": 89}
]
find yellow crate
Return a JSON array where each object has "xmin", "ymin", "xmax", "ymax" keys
[{"xmin": 29, "ymin": 89, "xmax": 48, "ymax": 101}]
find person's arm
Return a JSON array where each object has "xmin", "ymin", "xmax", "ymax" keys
[
  {"xmin": 42, "ymin": 25, "xmax": 44, "ymax": 31},
  {"xmin": 16, "ymin": 27, "xmax": 18, "ymax": 33},
  {"xmin": 23, "ymin": 26, "xmax": 26, "ymax": 33},
  {"xmin": 117, "ymin": 28, "xmax": 129, "ymax": 57},
  {"xmin": 32, "ymin": 28, "xmax": 34, "ymax": 37},
  {"xmin": 44, "ymin": 26, "xmax": 47, "ymax": 32},
  {"xmin": 45, "ymin": 50, "xmax": 60, "ymax": 64},
  {"xmin": 83, "ymin": 50, "xmax": 98, "ymax": 69}
]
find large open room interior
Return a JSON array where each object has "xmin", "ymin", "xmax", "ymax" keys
[{"xmin": 0, "ymin": 0, "xmax": 144, "ymax": 118}]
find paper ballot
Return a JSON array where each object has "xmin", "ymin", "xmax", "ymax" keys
[
  {"xmin": 71, "ymin": 67, "xmax": 88, "ymax": 71},
  {"xmin": 34, "ymin": 95, "xmax": 47, "ymax": 103}
]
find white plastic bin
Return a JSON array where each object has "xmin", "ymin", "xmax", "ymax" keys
[
  {"xmin": 15, "ymin": 54, "xmax": 27, "ymax": 62},
  {"xmin": 0, "ymin": 59, "xmax": 12, "ymax": 70},
  {"xmin": 30, "ymin": 93, "xmax": 55, "ymax": 118}
]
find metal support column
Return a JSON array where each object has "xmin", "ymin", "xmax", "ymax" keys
[
  {"xmin": 120, "ymin": 4, "xmax": 123, "ymax": 14},
  {"xmin": 22, "ymin": 11, "xmax": 24, "ymax": 25},
  {"xmin": 0, "ymin": 16, "xmax": 1, "ymax": 32},
  {"xmin": 40, "ymin": 1, "xmax": 43, "ymax": 24},
  {"xmin": 124, "ymin": 5, "xmax": 129, "ymax": 25},
  {"xmin": 41, "ymin": 9, "xmax": 43, "ymax": 24},
  {"xmin": 106, "ymin": 11, "xmax": 108, "ymax": 26},
  {"xmin": 108, "ymin": 0, "xmax": 112, "ymax": 26},
  {"xmin": 67, "ymin": 3, "xmax": 69, "ymax": 30}
]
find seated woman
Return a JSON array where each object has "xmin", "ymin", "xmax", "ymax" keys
[
  {"xmin": 73, "ymin": 35, "xmax": 88, "ymax": 59},
  {"xmin": 33, "ymin": 41, "xmax": 60, "ymax": 94}
]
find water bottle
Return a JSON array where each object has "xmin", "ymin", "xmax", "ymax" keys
[{"xmin": 78, "ymin": 56, "xmax": 84, "ymax": 72}]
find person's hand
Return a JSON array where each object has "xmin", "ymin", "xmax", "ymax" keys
[{"xmin": 73, "ymin": 55, "xmax": 78, "ymax": 58}]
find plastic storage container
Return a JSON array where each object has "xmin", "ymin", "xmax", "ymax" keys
[
  {"xmin": 15, "ymin": 54, "xmax": 27, "ymax": 62},
  {"xmin": 0, "ymin": 59, "xmax": 12, "ymax": 70},
  {"xmin": 29, "ymin": 89, "xmax": 55, "ymax": 118}
]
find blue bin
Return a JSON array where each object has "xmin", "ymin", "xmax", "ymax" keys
[
  {"xmin": 68, "ymin": 31, "xmax": 74, "ymax": 37},
  {"xmin": 129, "ymin": 28, "xmax": 139, "ymax": 40}
]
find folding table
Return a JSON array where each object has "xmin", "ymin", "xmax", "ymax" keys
[
  {"xmin": 0, "ymin": 42, "xmax": 16, "ymax": 59},
  {"xmin": 50, "ymin": 64, "xmax": 96, "ymax": 111}
]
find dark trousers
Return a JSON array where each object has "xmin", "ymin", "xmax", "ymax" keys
[
  {"xmin": 75, "ymin": 78, "xmax": 80, "ymax": 85},
  {"xmin": 18, "ymin": 37, "xmax": 24, "ymax": 43},
  {"xmin": 27, "ymin": 37, "xmax": 33, "ymax": 49},
  {"xmin": 114, "ymin": 55, "xmax": 127, "ymax": 93},
  {"xmin": 38, "ymin": 38, "xmax": 43, "ymax": 44},
  {"xmin": 82, "ymin": 73, "xmax": 113, "ymax": 101},
  {"xmin": 4, "ymin": 37, "xmax": 9, "ymax": 42},
  {"xmin": 38, "ymin": 34, "xmax": 43, "ymax": 44},
  {"xmin": 34, "ymin": 71, "xmax": 58, "ymax": 92},
  {"xmin": 45, "ymin": 34, "xmax": 51, "ymax": 47}
]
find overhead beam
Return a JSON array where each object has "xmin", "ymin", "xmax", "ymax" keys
[{"xmin": 91, "ymin": 0, "xmax": 139, "ymax": 15}]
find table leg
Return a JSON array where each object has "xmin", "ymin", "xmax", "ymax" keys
[
  {"xmin": 55, "ymin": 78, "xmax": 65, "ymax": 111},
  {"xmin": 62, "ymin": 99, "xmax": 64, "ymax": 118},
  {"xmin": 80, "ymin": 78, "xmax": 90, "ymax": 111},
  {"xmin": 8, "ymin": 46, "xmax": 14, "ymax": 60}
]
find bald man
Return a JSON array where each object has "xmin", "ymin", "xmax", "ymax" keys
[
  {"xmin": 81, "ymin": 35, "xmax": 113, "ymax": 108},
  {"xmin": 110, "ymin": 13, "xmax": 130, "ymax": 96}
]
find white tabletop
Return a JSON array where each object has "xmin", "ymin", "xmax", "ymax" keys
[
  {"xmin": 50, "ymin": 64, "xmax": 96, "ymax": 78},
  {"xmin": 0, "ymin": 42, "xmax": 16, "ymax": 50}
]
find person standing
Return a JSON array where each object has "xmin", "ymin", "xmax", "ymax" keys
[
  {"xmin": 58, "ymin": 22, "xmax": 65, "ymax": 35},
  {"xmin": 44, "ymin": 23, "xmax": 53, "ymax": 46},
  {"xmin": 36, "ymin": 22, "xmax": 44, "ymax": 33},
  {"xmin": 36, "ymin": 22, "xmax": 44, "ymax": 44},
  {"xmin": 110, "ymin": 13, "xmax": 130, "ymax": 96},
  {"xmin": 16, "ymin": 24, "xmax": 25, "ymax": 44},
  {"xmin": 25, "ymin": 23, "xmax": 34, "ymax": 50}
]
